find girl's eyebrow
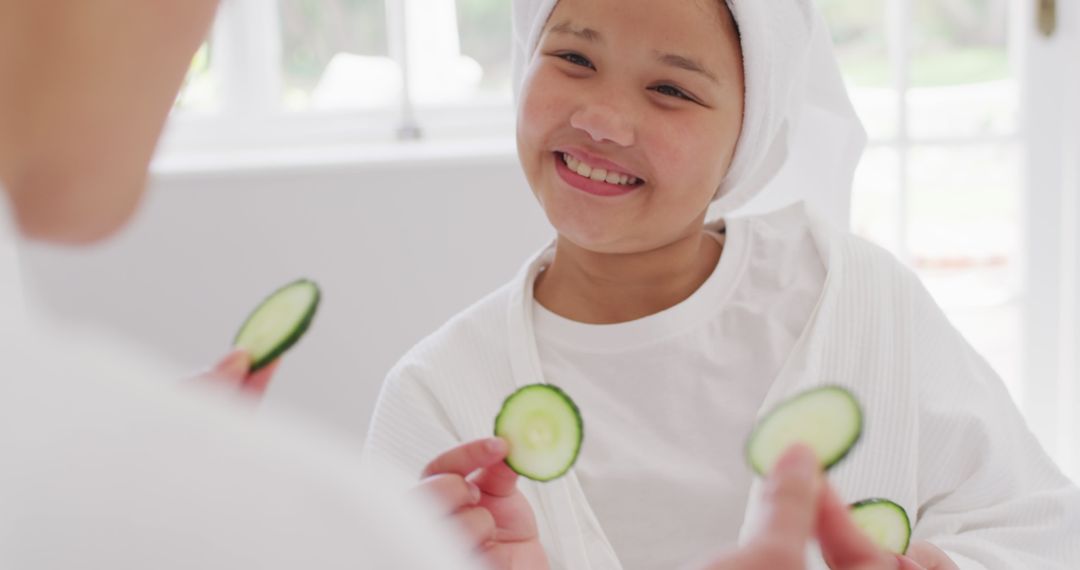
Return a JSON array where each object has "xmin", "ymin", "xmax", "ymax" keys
[
  {"xmin": 655, "ymin": 52, "xmax": 720, "ymax": 85},
  {"xmin": 549, "ymin": 20, "xmax": 603, "ymax": 43}
]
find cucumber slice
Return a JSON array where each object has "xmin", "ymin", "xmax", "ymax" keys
[
  {"xmin": 494, "ymin": 384, "xmax": 583, "ymax": 482},
  {"xmin": 850, "ymin": 498, "xmax": 911, "ymax": 555},
  {"xmin": 233, "ymin": 279, "xmax": 320, "ymax": 372},
  {"xmin": 746, "ymin": 386, "xmax": 862, "ymax": 476}
]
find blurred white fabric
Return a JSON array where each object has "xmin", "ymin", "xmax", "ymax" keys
[{"xmin": 0, "ymin": 193, "xmax": 478, "ymax": 570}]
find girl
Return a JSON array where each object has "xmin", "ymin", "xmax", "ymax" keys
[{"xmin": 364, "ymin": 0, "xmax": 1080, "ymax": 568}]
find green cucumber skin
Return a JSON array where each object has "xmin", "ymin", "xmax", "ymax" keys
[
  {"xmin": 849, "ymin": 498, "xmax": 912, "ymax": 555},
  {"xmin": 233, "ymin": 279, "xmax": 321, "ymax": 372},
  {"xmin": 493, "ymin": 383, "xmax": 584, "ymax": 483},
  {"xmin": 746, "ymin": 385, "xmax": 864, "ymax": 476}
]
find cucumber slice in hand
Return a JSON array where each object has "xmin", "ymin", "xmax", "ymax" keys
[
  {"xmin": 233, "ymin": 279, "xmax": 320, "ymax": 372},
  {"xmin": 494, "ymin": 384, "xmax": 583, "ymax": 482},
  {"xmin": 850, "ymin": 498, "xmax": 911, "ymax": 555},
  {"xmin": 746, "ymin": 386, "xmax": 862, "ymax": 476}
]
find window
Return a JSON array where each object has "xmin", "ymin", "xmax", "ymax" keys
[
  {"xmin": 824, "ymin": 0, "xmax": 1070, "ymax": 469},
  {"xmin": 825, "ymin": 0, "xmax": 1080, "ymax": 484},
  {"xmin": 455, "ymin": 0, "xmax": 514, "ymax": 101},
  {"xmin": 168, "ymin": 0, "xmax": 515, "ymax": 155},
  {"xmin": 279, "ymin": 0, "xmax": 390, "ymax": 110}
]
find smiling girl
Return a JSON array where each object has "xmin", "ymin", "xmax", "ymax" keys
[{"xmin": 363, "ymin": 1, "xmax": 1080, "ymax": 569}]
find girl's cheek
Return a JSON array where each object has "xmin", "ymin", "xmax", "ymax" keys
[
  {"xmin": 640, "ymin": 126, "xmax": 685, "ymax": 175},
  {"xmin": 519, "ymin": 71, "xmax": 564, "ymax": 137},
  {"xmin": 519, "ymin": 101, "xmax": 551, "ymax": 148}
]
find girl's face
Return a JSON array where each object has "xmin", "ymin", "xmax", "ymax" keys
[{"xmin": 516, "ymin": 0, "xmax": 745, "ymax": 254}]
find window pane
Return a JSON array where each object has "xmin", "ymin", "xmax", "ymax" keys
[
  {"xmin": 279, "ymin": 0, "xmax": 395, "ymax": 110},
  {"xmin": 909, "ymin": 0, "xmax": 1017, "ymax": 137},
  {"xmin": 908, "ymin": 143, "xmax": 1023, "ymax": 399},
  {"xmin": 175, "ymin": 42, "xmax": 216, "ymax": 112},
  {"xmin": 408, "ymin": 0, "xmax": 507, "ymax": 107},
  {"xmin": 819, "ymin": 0, "xmax": 897, "ymax": 140},
  {"xmin": 455, "ymin": 0, "xmax": 513, "ymax": 101},
  {"xmin": 908, "ymin": 144, "xmax": 1020, "ymax": 268}
]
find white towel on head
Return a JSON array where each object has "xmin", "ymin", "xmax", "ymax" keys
[{"xmin": 511, "ymin": 0, "xmax": 867, "ymax": 228}]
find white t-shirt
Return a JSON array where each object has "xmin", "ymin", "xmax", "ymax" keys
[
  {"xmin": 0, "ymin": 192, "xmax": 476, "ymax": 570},
  {"xmin": 532, "ymin": 208, "xmax": 826, "ymax": 569}
]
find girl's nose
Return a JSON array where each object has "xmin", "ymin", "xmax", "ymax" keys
[{"xmin": 569, "ymin": 104, "xmax": 635, "ymax": 147}]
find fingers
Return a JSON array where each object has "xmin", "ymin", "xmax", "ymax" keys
[
  {"xmin": 470, "ymin": 456, "xmax": 520, "ymax": 498},
  {"xmin": 817, "ymin": 483, "xmax": 894, "ymax": 568},
  {"xmin": 734, "ymin": 444, "xmax": 823, "ymax": 569},
  {"xmin": 242, "ymin": 358, "xmax": 279, "ymax": 395},
  {"xmin": 756, "ymin": 444, "xmax": 823, "ymax": 545},
  {"xmin": 723, "ymin": 442, "xmax": 927, "ymax": 570},
  {"xmin": 422, "ymin": 437, "xmax": 508, "ymax": 478},
  {"xmin": 208, "ymin": 350, "xmax": 276, "ymax": 396},
  {"xmin": 210, "ymin": 348, "xmax": 250, "ymax": 385},
  {"xmin": 895, "ymin": 555, "xmax": 929, "ymax": 570},
  {"xmin": 450, "ymin": 506, "xmax": 497, "ymax": 548},
  {"xmin": 905, "ymin": 542, "xmax": 957, "ymax": 570},
  {"xmin": 414, "ymin": 473, "xmax": 482, "ymax": 514},
  {"xmin": 414, "ymin": 441, "xmax": 503, "ymax": 553}
]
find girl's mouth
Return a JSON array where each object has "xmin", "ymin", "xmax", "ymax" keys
[{"xmin": 553, "ymin": 151, "xmax": 645, "ymax": 197}]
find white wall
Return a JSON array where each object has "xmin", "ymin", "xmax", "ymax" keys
[{"xmin": 17, "ymin": 144, "xmax": 553, "ymax": 444}]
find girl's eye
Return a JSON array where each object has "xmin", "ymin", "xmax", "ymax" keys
[
  {"xmin": 557, "ymin": 52, "xmax": 595, "ymax": 70},
  {"xmin": 651, "ymin": 84, "xmax": 695, "ymax": 102}
]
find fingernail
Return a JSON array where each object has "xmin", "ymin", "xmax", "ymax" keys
[
  {"xmin": 467, "ymin": 482, "xmax": 482, "ymax": 504},
  {"xmin": 777, "ymin": 444, "xmax": 819, "ymax": 479},
  {"xmin": 895, "ymin": 554, "xmax": 922, "ymax": 569},
  {"xmin": 486, "ymin": 438, "xmax": 507, "ymax": 455}
]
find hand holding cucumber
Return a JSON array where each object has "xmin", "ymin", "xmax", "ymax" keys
[
  {"xmin": 411, "ymin": 383, "xmax": 575, "ymax": 569},
  {"xmin": 201, "ymin": 347, "xmax": 281, "ymax": 396},
  {"xmin": 494, "ymin": 384, "xmax": 583, "ymax": 482},
  {"xmin": 746, "ymin": 386, "xmax": 943, "ymax": 562},
  {"xmin": 198, "ymin": 279, "xmax": 321, "ymax": 396},
  {"xmin": 698, "ymin": 445, "xmax": 925, "ymax": 570},
  {"xmin": 233, "ymin": 279, "xmax": 320, "ymax": 372},
  {"xmin": 416, "ymin": 438, "xmax": 549, "ymax": 570}
]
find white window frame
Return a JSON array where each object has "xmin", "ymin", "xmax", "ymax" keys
[
  {"xmin": 876, "ymin": 0, "xmax": 1023, "ymax": 264},
  {"xmin": 159, "ymin": 0, "xmax": 515, "ymax": 161}
]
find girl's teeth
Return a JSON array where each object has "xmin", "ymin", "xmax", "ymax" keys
[
  {"xmin": 561, "ymin": 152, "xmax": 639, "ymax": 186},
  {"xmin": 575, "ymin": 161, "xmax": 592, "ymax": 177}
]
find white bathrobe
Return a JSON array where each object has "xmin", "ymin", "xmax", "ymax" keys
[{"xmin": 365, "ymin": 205, "xmax": 1080, "ymax": 570}]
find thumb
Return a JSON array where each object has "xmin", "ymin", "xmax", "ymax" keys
[{"xmin": 755, "ymin": 444, "xmax": 823, "ymax": 546}]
